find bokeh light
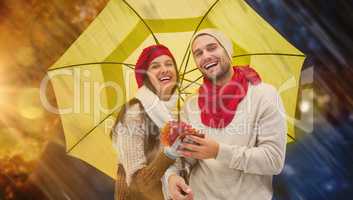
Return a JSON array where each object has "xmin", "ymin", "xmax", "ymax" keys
[
  {"xmin": 300, "ymin": 100, "xmax": 310, "ymax": 113},
  {"xmin": 17, "ymin": 88, "xmax": 44, "ymax": 120}
]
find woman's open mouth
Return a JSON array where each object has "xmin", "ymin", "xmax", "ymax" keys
[{"xmin": 159, "ymin": 75, "xmax": 172, "ymax": 84}]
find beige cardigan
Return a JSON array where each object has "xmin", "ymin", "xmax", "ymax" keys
[{"xmin": 165, "ymin": 83, "xmax": 287, "ymax": 200}]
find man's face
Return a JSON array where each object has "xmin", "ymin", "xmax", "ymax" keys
[{"xmin": 192, "ymin": 34, "xmax": 231, "ymax": 81}]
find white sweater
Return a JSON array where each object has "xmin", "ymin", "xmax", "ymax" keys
[{"xmin": 166, "ymin": 83, "xmax": 287, "ymax": 200}]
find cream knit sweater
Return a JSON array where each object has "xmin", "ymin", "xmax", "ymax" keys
[{"xmin": 165, "ymin": 82, "xmax": 287, "ymax": 200}]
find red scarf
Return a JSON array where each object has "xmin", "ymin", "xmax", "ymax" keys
[{"xmin": 198, "ymin": 66, "xmax": 261, "ymax": 128}]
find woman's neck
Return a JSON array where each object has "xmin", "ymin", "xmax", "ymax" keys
[
  {"xmin": 158, "ymin": 85, "xmax": 176, "ymax": 101},
  {"xmin": 159, "ymin": 92, "xmax": 172, "ymax": 101}
]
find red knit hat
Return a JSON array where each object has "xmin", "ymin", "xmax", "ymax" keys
[{"xmin": 135, "ymin": 44, "xmax": 175, "ymax": 88}]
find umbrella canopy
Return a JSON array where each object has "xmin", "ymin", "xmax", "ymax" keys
[{"xmin": 47, "ymin": 0, "xmax": 305, "ymax": 179}]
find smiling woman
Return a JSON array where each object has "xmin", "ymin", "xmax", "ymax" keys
[{"xmin": 146, "ymin": 55, "xmax": 178, "ymax": 100}]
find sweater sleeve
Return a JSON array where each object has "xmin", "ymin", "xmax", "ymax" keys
[
  {"xmin": 115, "ymin": 115, "xmax": 147, "ymax": 185},
  {"xmin": 130, "ymin": 152, "xmax": 174, "ymax": 198},
  {"xmin": 115, "ymin": 103, "xmax": 175, "ymax": 198},
  {"xmin": 215, "ymin": 87, "xmax": 287, "ymax": 175}
]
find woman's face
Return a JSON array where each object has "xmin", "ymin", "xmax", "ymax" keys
[{"xmin": 146, "ymin": 55, "xmax": 177, "ymax": 99}]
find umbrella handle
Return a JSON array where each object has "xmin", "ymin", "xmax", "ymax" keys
[{"xmin": 180, "ymin": 157, "xmax": 189, "ymax": 185}]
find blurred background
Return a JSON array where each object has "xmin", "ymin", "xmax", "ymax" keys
[{"xmin": 0, "ymin": 0, "xmax": 352, "ymax": 199}]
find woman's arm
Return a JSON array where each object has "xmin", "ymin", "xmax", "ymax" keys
[
  {"xmin": 130, "ymin": 151, "xmax": 174, "ymax": 198},
  {"xmin": 115, "ymin": 103, "xmax": 175, "ymax": 199}
]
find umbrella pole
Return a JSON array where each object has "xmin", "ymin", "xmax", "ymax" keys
[
  {"xmin": 177, "ymin": 82, "xmax": 189, "ymax": 185},
  {"xmin": 177, "ymin": 86, "xmax": 181, "ymax": 122}
]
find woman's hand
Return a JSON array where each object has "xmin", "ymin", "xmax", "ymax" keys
[
  {"xmin": 164, "ymin": 137, "xmax": 183, "ymax": 160},
  {"xmin": 179, "ymin": 135, "xmax": 219, "ymax": 159}
]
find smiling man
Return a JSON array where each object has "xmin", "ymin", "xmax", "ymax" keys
[{"xmin": 164, "ymin": 29, "xmax": 287, "ymax": 200}]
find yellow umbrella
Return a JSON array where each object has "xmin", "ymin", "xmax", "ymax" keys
[{"xmin": 47, "ymin": 0, "xmax": 305, "ymax": 179}]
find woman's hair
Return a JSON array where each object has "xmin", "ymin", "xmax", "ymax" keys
[{"xmin": 110, "ymin": 98, "xmax": 137, "ymax": 139}]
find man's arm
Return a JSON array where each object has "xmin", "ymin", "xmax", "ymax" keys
[
  {"xmin": 181, "ymin": 87, "xmax": 287, "ymax": 175},
  {"xmin": 215, "ymin": 88, "xmax": 287, "ymax": 175}
]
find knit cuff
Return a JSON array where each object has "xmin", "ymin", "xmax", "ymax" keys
[
  {"xmin": 164, "ymin": 148, "xmax": 178, "ymax": 160},
  {"xmin": 162, "ymin": 165, "xmax": 179, "ymax": 200},
  {"xmin": 215, "ymin": 143, "xmax": 234, "ymax": 166}
]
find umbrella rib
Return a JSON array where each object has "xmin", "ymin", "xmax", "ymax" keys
[
  {"xmin": 178, "ymin": 47, "xmax": 190, "ymax": 73},
  {"xmin": 193, "ymin": 0, "xmax": 220, "ymax": 35},
  {"xmin": 179, "ymin": 50, "xmax": 192, "ymax": 85},
  {"xmin": 287, "ymin": 134, "xmax": 296, "ymax": 142},
  {"xmin": 181, "ymin": 92, "xmax": 192, "ymax": 95},
  {"xmin": 180, "ymin": 75, "xmax": 203, "ymax": 92},
  {"xmin": 67, "ymin": 111, "xmax": 116, "ymax": 153},
  {"xmin": 179, "ymin": 0, "xmax": 220, "ymax": 85},
  {"xmin": 180, "ymin": 95, "xmax": 185, "ymax": 102},
  {"xmin": 183, "ymin": 67, "xmax": 199, "ymax": 75},
  {"xmin": 182, "ymin": 53, "xmax": 305, "ymax": 76},
  {"xmin": 233, "ymin": 53, "xmax": 305, "ymax": 58},
  {"xmin": 178, "ymin": 51, "xmax": 194, "ymax": 116},
  {"xmin": 48, "ymin": 62, "xmax": 135, "ymax": 71},
  {"xmin": 177, "ymin": 50, "xmax": 192, "ymax": 121},
  {"xmin": 182, "ymin": 78, "xmax": 202, "ymax": 86},
  {"xmin": 122, "ymin": 0, "xmax": 159, "ymax": 44},
  {"xmin": 177, "ymin": 0, "xmax": 220, "ymax": 119}
]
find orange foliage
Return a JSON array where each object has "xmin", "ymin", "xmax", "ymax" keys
[
  {"xmin": 0, "ymin": 155, "xmax": 45, "ymax": 200},
  {"xmin": 160, "ymin": 121, "xmax": 204, "ymax": 146}
]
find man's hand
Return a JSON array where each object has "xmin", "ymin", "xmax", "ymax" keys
[
  {"xmin": 168, "ymin": 174, "xmax": 193, "ymax": 200},
  {"xmin": 179, "ymin": 135, "xmax": 219, "ymax": 159}
]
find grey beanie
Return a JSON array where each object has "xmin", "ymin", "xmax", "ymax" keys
[{"xmin": 191, "ymin": 28, "xmax": 233, "ymax": 60}]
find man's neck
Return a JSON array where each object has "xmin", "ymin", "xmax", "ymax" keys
[{"xmin": 213, "ymin": 67, "xmax": 234, "ymax": 86}]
